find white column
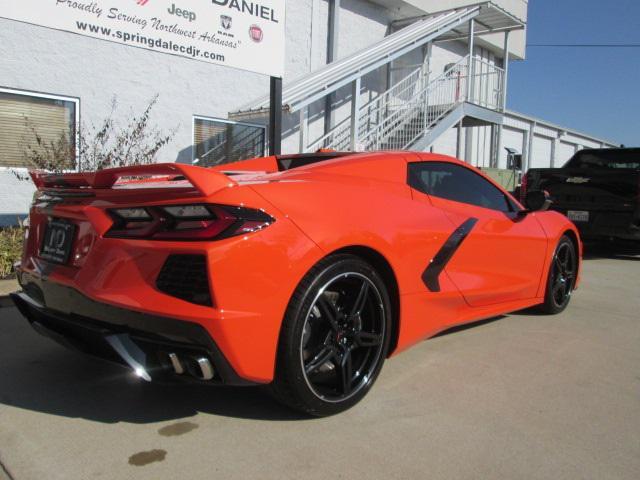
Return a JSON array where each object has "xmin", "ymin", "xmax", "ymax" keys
[
  {"xmin": 524, "ymin": 121, "xmax": 536, "ymax": 171},
  {"xmin": 494, "ymin": 31, "xmax": 510, "ymax": 168},
  {"xmin": 501, "ymin": 31, "xmax": 510, "ymax": 112},
  {"xmin": 423, "ymin": 41, "xmax": 433, "ymax": 131},
  {"xmin": 350, "ymin": 77, "xmax": 361, "ymax": 151},
  {"xmin": 521, "ymin": 128, "xmax": 530, "ymax": 172},
  {"xmin": 456, "ymin": 120, "xmax": 464, "ymax": 160},
  {"xmin": 551, "ymin": 136, "xmax": 559, "ymax": 168},
  {"xmin": 324, "ymin": 0, "xmax": 340, "ymax": 134},
  {"xmin": 466, "ymin": 19, "xmax": 475, "ymax": 101},
  {"xmin": 299, "ymin": 107, "xmax": 309, "ymax": 153}
]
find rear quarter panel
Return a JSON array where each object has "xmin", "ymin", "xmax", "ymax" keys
[{"xmin": 250, "ymin": 169, "xmax": 472, "ymax": 354}]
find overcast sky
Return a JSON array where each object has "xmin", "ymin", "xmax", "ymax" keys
[{"xmin": 508, "ymin": 0, "xmax": 639, "ymax": 146}]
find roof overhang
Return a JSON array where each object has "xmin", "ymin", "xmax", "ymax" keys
[{"xmin": 392, "ymin": 2, "xmax": 525, "ymax": 40}]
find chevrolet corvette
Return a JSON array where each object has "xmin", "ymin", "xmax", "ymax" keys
[{"xmin": 11, "ymin": 151, "xmax": 581, "ymax": 416}]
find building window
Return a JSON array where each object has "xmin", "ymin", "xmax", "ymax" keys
[
  {"xmin": 193, "ymin": 116, "xmax": 266, "ymax": 167},
  {"xmin": 0, "ymin": 88, "xmax": 78, "ymax": 169}
]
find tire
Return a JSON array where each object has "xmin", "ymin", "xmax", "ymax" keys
[
  {"xmin": 270, "ymin": 254, "xmax": 392, "ymax": 417},
  {"xmin": 538, "ymin": 235, "xmax": 578, "ymax": 314}
]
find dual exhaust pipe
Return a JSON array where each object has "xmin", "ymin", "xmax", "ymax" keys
[
  {"xmin": 168, "ymin": 352, "xmax": 215, "ymax": 381},
  {"xmin": 106, "ymin": 334, "xmax": 215, "ymax": 382}
]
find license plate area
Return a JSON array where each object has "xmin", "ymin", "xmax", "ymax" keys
[
  {"xmin": 40, "ymin": 219, "xmax": 76, "ymax": 265},
  {"xmin": 567, "ymin": 210, "xmax": 589, "ymax": 222}
]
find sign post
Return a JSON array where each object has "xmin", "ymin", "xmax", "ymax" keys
[{"xmin": 269, "ymin": 76, "xmax": 282, "ymax": 156}]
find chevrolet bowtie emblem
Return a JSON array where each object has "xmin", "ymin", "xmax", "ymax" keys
[{"xmin": 566, "ymin": 177, "xmax": 590, "ymax": 184}]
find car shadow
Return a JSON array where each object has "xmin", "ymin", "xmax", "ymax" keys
[
  {"xmin": 433, "ymin": 316, "xmax": 507, "ymax": 337},
  {"xmin": 0, "ymin": 310, "xmax": 310, "ymax": 424}
]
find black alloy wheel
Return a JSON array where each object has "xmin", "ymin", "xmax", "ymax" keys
[
  {"xmin": 271, "ymin": 255, "xmax": 391, "ymax": 416},
  {"xmin": 540, "ymin": 235, "xmax": 578, "ymax": 314}
]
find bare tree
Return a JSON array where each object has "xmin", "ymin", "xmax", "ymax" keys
[
  {"xmin": 22, "ymin": 128, "xmax": 75, "ymax": 172},
  {"xmin": 23, "ymin": 95, "xmax": 176, "ymax": 172}
]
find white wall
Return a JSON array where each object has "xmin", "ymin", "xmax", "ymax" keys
[
  {"xmin": 499, "ymin": 111, "xmax": 618, "ymax": 170},
  {"xmin": 558, "ymin": 141, "xmax": 578, "ymax": 166},
  {"xmin": 531, "ymin": 136, "xmax": 553, "ymax": 169}
]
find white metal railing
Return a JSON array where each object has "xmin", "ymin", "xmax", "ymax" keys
[
  {"xmin": 195, "ymin": 127, "xmax": 265, "ymax": 166},
  {"xmin": 468, "ymin": 56, "xmax": 505, "ymax": 110},
  {"xmin": 308, "ymin": 54, "xmax": 504, "ymax": 152},
  {"xmin": 363, "ymin": 56, "xmax": 468, "ymax": 150},
  {"xmin": 307, "ymin": 66, "xmax": 426, "ymax": 152}
]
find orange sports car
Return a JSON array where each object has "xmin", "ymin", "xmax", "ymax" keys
[{"xmin": 11, "ymin": 151, "xmax": 581, "ymax": 416}]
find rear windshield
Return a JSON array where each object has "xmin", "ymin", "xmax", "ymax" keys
[{"xmin": 564, "ymin": 149, "xmax": 640, "ymax": 169}]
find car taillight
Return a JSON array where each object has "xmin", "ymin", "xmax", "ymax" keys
[
  {"xmin": 105, "ymin": 204, "xmax": 274, "ymax": 241},
  {"xmin": 520, "ymin": 171, "xmax": 528, "ymax": 203}
]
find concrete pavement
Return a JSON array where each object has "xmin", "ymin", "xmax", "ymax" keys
[
  {"xmin": 0, "ymin": 279, "xmax": 18, "ymax": 308},
  {"xmin": 0, "ymin": 252, "xmax": 638, "ymax": 480}
]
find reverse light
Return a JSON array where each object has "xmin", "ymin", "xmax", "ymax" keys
[
  {"xmin": 113, "ymin": 208, "xmax": 152, "ymax": 220},
  {"xmin": 162, "ymin": 205, "xmax": 212, "ymax": 218},
  {"xmin": 105, "ymin": 204, "xmax": 274, "ymax": 241}
]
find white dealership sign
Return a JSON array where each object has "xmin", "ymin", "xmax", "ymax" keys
[{"xmin": 0, "ymin": 0, "xmax": 286, "ymax": 77}]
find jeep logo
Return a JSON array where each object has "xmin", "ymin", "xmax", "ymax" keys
[{"xmin": 168, "ymin": 3, "xmax": 197, "ymax": 22}]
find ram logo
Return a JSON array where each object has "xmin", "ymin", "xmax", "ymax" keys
[
  {"xmin": 220, "ymin": 15, "xmax": 232, "ymax": 30},
  {"xmin": 566, "ymin": 177, "xmax": 590, "ymax": 184}
]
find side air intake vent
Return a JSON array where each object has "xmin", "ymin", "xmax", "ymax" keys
[{"xmin": 156, "ymin": 255, "xmax": 212, "ymax": 306}]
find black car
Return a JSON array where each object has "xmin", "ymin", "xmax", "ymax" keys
[{"xmin": 522, "ymin": 148, "xmax": 640, "ymax": 241}]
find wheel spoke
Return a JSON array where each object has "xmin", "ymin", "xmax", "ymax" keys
[
  {"xmin": 355, "ymin": 331, "xmax": 382, "ymax": 348},
  {"xmin": 316, "ymin": 294, "xmax": 341, "ymax": 331},
  {"xmin": 305, "ymin": 345, "xmax": 335, "ymax": 374},
  {"xmin": 350, "ymin": 280, "xmax": 370, "ymax": 317},
  {"xmin": 552, "ymin": 281, "xmax": 564, "ymax": 296},
  {"xmin": 554, "ymin": 290, "xmax": 564, "ymax": 304},
  {"xmin": 335, "ymin": 349, "xmax": 353, "ymax": 395},
  {"xmin": 554, "ymin": 256, "xmax": 563, "ymax": 273},
  {"xmin": 553, "ymin": 256, "xmax": 563, "ymax": 275}
]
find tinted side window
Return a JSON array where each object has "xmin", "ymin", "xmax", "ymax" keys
[{"xmin": 408, "ymin": 162, "xmax": 511, "ymax": 212}]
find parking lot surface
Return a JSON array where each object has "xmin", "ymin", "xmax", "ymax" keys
[{"xmin": 0, "ymin": 252, "xmax": 639, "ymax": 480}]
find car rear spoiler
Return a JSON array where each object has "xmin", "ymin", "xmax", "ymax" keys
[{"xmin": 29, "ymin": 163, "xmax": 237, "ymax": 197}]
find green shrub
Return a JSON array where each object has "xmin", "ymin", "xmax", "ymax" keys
[{"xmin": 0, "ymin": 227, "xmax": 25, "ymax": 279}]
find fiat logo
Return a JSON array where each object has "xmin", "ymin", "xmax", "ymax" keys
[{"xmin": 249, "ymin": 24, "xmax": 263, "ymax": 43}]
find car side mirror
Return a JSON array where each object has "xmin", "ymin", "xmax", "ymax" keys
[{"xmin": 522, "ymin": 190, "xmax": 552, "ymax": 214}]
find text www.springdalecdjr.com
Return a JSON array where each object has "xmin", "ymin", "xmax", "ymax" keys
[{"xmin": 76, "ymin": 21, "xmax": 225, "ymax": 62}]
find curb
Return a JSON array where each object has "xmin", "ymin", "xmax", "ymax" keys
[
  {"xmin": 0, "ymin": 278, "xmax": 19, "ymax": 308},
  {"xmin": 0, "ymin": 294, "xmax": 16, "ymax": 309}
]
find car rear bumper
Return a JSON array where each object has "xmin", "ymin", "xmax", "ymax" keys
[
  {"xmin": 11, "ymin": 275, "xmax": 256, "ymax": 386},
  {"xmin": 16, "ymin": 197, "xmax": 324, "ymax": 383}
]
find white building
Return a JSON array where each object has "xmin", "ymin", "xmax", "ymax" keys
[{"xmin": 0, "ymin": 0, "xmax": 618, "ymax": 225}]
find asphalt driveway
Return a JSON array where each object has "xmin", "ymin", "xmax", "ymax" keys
[{"xmin": 0, "ymin": 250, "xmax": 638, "ymax": 480}]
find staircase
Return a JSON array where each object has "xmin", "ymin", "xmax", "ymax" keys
[
  {"xmin": 227, "ymin": 2, "xmax": 523, "ymax": 159},
  {"xmin": 307, "ymin": 55, "xmax": 505, "ymax": 153}
]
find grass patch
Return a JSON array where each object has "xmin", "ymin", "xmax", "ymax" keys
[{"xmin": 0, "ymin": 227, "xmax": 25, "ymax": 279}]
